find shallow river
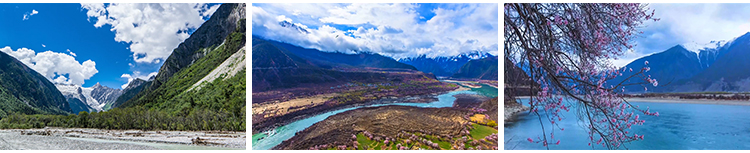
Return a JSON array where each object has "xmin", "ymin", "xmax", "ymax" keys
[
  {"xmin": 252, "ymin": 84, "xmax": 498, "ymax": 150},
  {"xmin": 505, "ymin": 98, "xmax": 750, "ymax": 150}
]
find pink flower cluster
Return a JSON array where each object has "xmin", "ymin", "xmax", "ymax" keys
[
  {"xmin": 507, "ymin": 3, "xmax": 660, "ymax": 149},
  {"xmin": 363, "ymin": 131, "xmax": 374, "ymax": 139},
  {"xmin": 309, "ymin": 144, "xmax": 329, "ymax": 150}
]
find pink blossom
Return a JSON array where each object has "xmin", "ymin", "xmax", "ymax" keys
[{"xmin": 505, "ymin": 3, "xmax": 658, "ymax": 149}]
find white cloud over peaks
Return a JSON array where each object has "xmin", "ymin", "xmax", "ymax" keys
[
  {"xmin": 81, "ymin": 3, "xmax": 216, "ymax": 63},
  {"xmin": 252, "ymin": 3, "xmax": 498, "ymax": 59},
  {"xmin": 0, "ymin": 46, "xmax": 98, "ymax": 85},
  {"xmin": 120, "ymin": 71, "xmax": 157, "ymax": 89},
  {"xmin": 23, "ymin": 9, "xmax": 38, "ymax": 20}
]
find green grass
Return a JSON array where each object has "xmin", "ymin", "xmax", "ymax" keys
[
  {"xmin": 357, "ymin": 133, "xmax": 380, "ymax": 150},
  {"xmin": 470, "ymin": 123, "xmax": 497, "ymax": 140},
  {"xmin": 425, "ymin": 135, "xmax": 451, "ymax": 149}
]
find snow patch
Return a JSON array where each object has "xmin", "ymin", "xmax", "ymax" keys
[{"xmin": 188, "ymin": 46, "xmax": 246, "ymax": 92}]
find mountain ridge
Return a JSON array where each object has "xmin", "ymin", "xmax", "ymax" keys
[
  {"xmin": 0, "ymin": 51, "xmax": 72, "ymax": 118},
  {"xmin": 613, "ymin": 32, "xmax": 750, "ymax": 93},
  {"xmin": 399, "ymin": 52, "xmax": 494, "ymax": 76},
  {"xmin": 120, "ymin": 3, "xmax": 246, "ymax": 109}
]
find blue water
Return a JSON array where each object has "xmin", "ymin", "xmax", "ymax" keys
[
  {"xmin": 470, "ymin": 84, "xmax": 498, "ymax": 98},
  {"xmin": 505, "ymin": 98, "xmax": 750, "ymax": 150},
  {"xmin": 252, "ymin": 90, "xmax": 480, "ymax": 150}
]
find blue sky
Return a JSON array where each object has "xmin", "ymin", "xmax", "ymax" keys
[
  {"xmin": 252, "ymin": 3, "xmax": 498, "ymax": 60},
  {"xmin": 0, "ymin": 3, "xmax": 221, "ymax": 89},
  {"xmin": 612, "ymin": 3, "xmax": 750, "ymax": 67}
]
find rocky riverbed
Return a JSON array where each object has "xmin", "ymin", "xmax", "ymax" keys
[
  {"xmin": 0, "ymin": 131, "xmax": 158, "ymax": 150},
  {"xmin": 0, "ymin": 128, "xmax": 245, "ymax": 150}
]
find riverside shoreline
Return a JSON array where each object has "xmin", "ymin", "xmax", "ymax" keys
[
  {"xmin": 625, "ymin": 97, "xmax": 750, "ymax": 106},
  {"xmin": 252, "ymin": 86, "xmax": 461, "ymax": 134},
  {"xmin": 516, "ymin": 96, "xmax": 750, "ymax": 106}
]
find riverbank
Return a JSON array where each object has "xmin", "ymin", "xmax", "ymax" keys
[
  {"xmin": 252, "ymin": 89, "xmax": 457, "ymax": 135},
  {"xmin": 626, "ymin": 97, "xmax": 750, "ymax": 106},
  {"xmin": 252, "ymin": 79, "xmax": 464, "ymax": 134},
  {"xmin": 453, "ymin": 94, "xmax": 491, "ymax": 108},
  {"xmin": 504, "ymin": 96, "xmax": 529, "ymax": 123},
  {"xmin": 273, "ymin": 105, "xmax": 497, "ymax": 150},
  {"xmin": 1, "ymin": 128, "xmax": 245, "ymax": 149},
  {"xmin": 443, "ymin": 80, "xmax": 482, "ymax": 88},
  {"xmin": 517, "ymin": 96, "xmax": 750, "ymax": 106}
]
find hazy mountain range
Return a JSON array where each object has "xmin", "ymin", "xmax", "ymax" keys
[{"xmin": 611, "ymin": 32, "xmax": 750, "ymax": 93}]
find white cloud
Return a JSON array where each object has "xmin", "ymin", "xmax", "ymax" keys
[
  {"xmin": 252, "ymin": 4, "xmax": 498, "ymax": 59},
  {"xmin": 200, "ymin": 4, "xmax": 220, "ymax": 18},
  {"xmin": 23, "ymin": 9, "xmax": 38, "ymax": 20},
  {"xmin": 81, "ymin": 3, "xmax": 217, "ymax": 63},
  {"xmin": 66, "ymin": 49, "xmax": 77, "ymax": 57},
  {"xmin": 611, "ymin": 4, "xmax": 750, "ymax": 67},
  {"xmin": 646, "ymin": 4, "xmax": 750, "ymax": 45},
  {"xmin": 120, "ymin": 71, "xmax": 157, "ymax": 89},
  {"xmin": 0, "ymin": 46, "xmax": 98, "ymax": 85}
]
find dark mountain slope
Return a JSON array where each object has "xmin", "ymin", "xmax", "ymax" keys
[
  {"xmin": 110, "ymin": 78, "xmax": 150, "ymax": 108},
  {"xmin": 609, "ymin": 45, "xmax": 704, "ymax": 93},
  {"xmin": 0, "ymin": 51, "xmax": 71, "ymax": 118},
  {"xmin": 252, "ymin": 36, "xmax": 401, "ymax": 92},
  {"xmin": 262, "ymin": 38, "xmax": 417, "ymax": 70},
  {"xmin": 451, "ymin": 56, "xmax": 498, "ymax": 80}
]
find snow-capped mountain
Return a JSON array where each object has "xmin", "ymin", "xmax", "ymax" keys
[
  {"xmin": 399, "ymin": 51, "xmax": 495, "ymax": 76},
  {"xmin": 614, "ymin": 32, "xmax": 750, "ymax": 92},
  {"xmin": 279, "ymin": 20, "xmax": 310, "ymax": 34},
  {"xmin": 682, "ymin": 40, "xmax": 732, "ymax": 69},
  {"xmin": 55, "ymin": 83, "xmax": 122, "ymax": 112},
  {"xmin": 682, "ymin": 40, "xmax": 729, "ymax": 53},
  {"xmin": 90, "ymin": 83, "xmax": 123, "ymax": 108}
]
